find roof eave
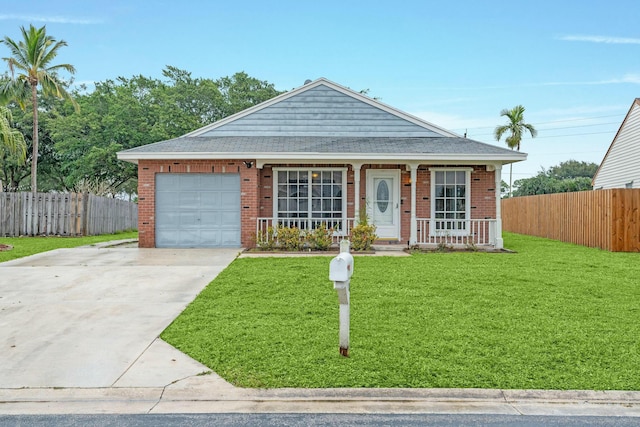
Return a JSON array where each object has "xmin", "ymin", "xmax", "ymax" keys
[
  {"xmin": 592, "ymin": 98, "xmax": 640, "ymax": 185},
  {"xmin": 117, "ymin": 151, "xmax": 527, "ymax": 166}
]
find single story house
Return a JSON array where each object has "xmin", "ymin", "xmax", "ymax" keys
[
  {"xmin": 117, "ymin": 78, "xmax": 526, "ymax": 249},
  {"xmin": 593, "ymin": 98, "xmax": 640, "ymax": 190}
]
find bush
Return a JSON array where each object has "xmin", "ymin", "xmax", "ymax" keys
[
  {"xmin": 255, "ymin": 226, "xmax": 276, "ymax": 251},
  {"xmin": 351, "ymin": 223, "xmax": 377, "ymax": 251},
  {"xmin": 305, "ymin": 223, "xmax": 334, "ymax": 251},
  {"xmin": 350, "ymin": 207, "xmax": 377, "ymax": 251},
  {"xmin": 276, "ymin": 225, "xmax": 303, "ymax": 251}
]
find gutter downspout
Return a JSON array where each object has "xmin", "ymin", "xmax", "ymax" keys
[
  {"xmin": 407, "ymin": 163, "xmax": 419, "ymax": 246},
  {"xmin": 493, "ymin": 164, "xmax": 504, "ymax": 249}
]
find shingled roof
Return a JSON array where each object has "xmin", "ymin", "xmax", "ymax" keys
[{"xmin": 118, "ymin": 78, "xmax": 526, "ymax": 165}]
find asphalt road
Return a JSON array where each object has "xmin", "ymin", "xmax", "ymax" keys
[{"xmin": 1, "ymin": 414, "xmax": 638, "ymax": 427}]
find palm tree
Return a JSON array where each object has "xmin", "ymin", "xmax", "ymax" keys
[
  {"xmin": 1, "ymin": 24, "xmax": 77, "ymax": 193},
  {"xmin": 494, "ymin": 105, "xmax": 537, "ymax": 197},
  {"xmin": 0, "ymin": 105, "xmax": 26, "ymax": 159}
]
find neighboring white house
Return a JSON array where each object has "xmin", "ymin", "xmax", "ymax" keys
[{"xmin": 593, "ymin": 98, "xmax": 640, "ymax": 189}]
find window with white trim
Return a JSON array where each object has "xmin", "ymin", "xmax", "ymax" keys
[
  {"xmin": 430, "ymin": 169, "xmax": 471, "ymax": 234},
  {"xmin": 274, "ymin": 168, "xmax": 346, "ymax": 229}
]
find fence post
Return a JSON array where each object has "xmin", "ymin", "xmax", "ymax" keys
[{"xmin": 81, "ymin": 192, "xmax": 89, "ymax": 236}]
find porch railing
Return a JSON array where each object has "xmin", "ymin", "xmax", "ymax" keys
[
  {"xmin": 256, "ymin": 217, "xmax": 355, "ymax": 244},
  {"xmin": 416, "ymin": 218, "xmax": 496, "ymax": 246},
  {"xmin": 256, "ymin": 217, "xmax": 497, "ymax": 247}
]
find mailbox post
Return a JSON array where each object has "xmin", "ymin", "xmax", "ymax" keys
[{"xmin": 329, "ymin": 240, "xmax": 354, "ymax": 357}]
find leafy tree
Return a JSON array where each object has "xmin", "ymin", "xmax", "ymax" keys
[
  {"xmin": 512, "ymin": 160, "xmax": 598, "ymax": 196},
  {"xmin": 49, "ymin": 68, "xmax": 283, "ymax": 197},
  {"xmin": 1, "ymin": 24, "xmax": 78, "ymax": 192},
  {"xmin": 216, "ymin": 72, "xmax": 281, "ymax": 116},
  {"xmin": 162, "ymin": 65, "xmax": 226, "ymax": 127},
  {"xmin": 500, "ymin": 180, "xmax": 510, "ymax": 198},
  {"xmin": 547, "ymin": 160, "xmax": 598, "ymax": 180},
  {"xmin": 494, "ymin": 105, "xmax": 537, "ymax": 197},
  {"xmin": 50, "ymin": 76, "xmax": 166, "ymax": 195}
]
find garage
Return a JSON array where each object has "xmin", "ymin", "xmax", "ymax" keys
[{"xmin": 155, "ymin": 173, "xmax": 241, "ymax": 248}]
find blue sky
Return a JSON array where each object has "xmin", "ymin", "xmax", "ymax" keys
[{"xmin": 2, "ymin": 0, "xmax": 639, "ymax": 179}]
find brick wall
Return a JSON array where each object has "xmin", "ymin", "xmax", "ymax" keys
[
  {"xmin": 137, "ymin": 159, "xmax": 258, "ymax": 248},
  {"xmin": 469, "ymin": 165, "xmax": 497, "ymax": 220},
  {"xmin": 137, "ymin": 161, "xmax": 496, "ymax": 248},
  {"xmin": 359, "ymin": 164, "xmax": 496, "ymax": 243}
]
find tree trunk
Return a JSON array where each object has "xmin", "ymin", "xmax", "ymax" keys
[
  {"xmin": 509, "ymin": 163, "xmax": 513, "ymax": 198},
  {"xmin": 30, "ymin": 82, "xmax": 38, "ymax": 193}
]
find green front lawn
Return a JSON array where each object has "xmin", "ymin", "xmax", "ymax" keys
[
  {"xmin": 0, "ymin": 231, "xmax": 138, "ymax": 262},
  {"xmin": 162, "ymin": 233, "xmax": 640, "ymax": 390}
]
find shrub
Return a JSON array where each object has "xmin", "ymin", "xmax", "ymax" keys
[
  {"xmin": 306, "ymin": 223, "xmax": 334, "ymax": 251},
  {"xmin": 351, "ymin": 210, "xmax": 377, "ymax": 251},
  {"xmin": 276, "ymin": 225, "xmax": 303, "ymax": 251},
  {"xmin": 255, "ymin": 226, "xmax": 276, "ymax": 251}
]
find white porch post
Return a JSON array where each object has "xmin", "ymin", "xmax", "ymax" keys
[
  {"xmin": 407, "ymin": 163, "xmax": 418, "ymax": 246},
  {"xmin": 352, "ymin": 163, "xmax": 362, "ymax": 224},
  {"xmin": 494, "ymin": 164, "xmax": 504, "ymax": 249}
]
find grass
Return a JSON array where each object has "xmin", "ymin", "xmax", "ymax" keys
[
  {"xmin": 162, "ymin": 232, "xmax": 640, "ymax": 390},
  {"xmin": 0, "ymin": 231, "xmax": 138, "ymax": 262}
]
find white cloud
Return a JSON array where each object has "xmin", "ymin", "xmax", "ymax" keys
[
  {"xmin": 539, "ymin": 74, "xmax": 640, "ymax": 86},
  {"xmin": 558, "ymin": 35, "xmax": 640, "ymax": 44},
  {"xmin": 421, "ymin": 75, "xmax": 640, "ymax": 92},
  {"xmin": 0, "ymin": 14, "xmax": 101, "ymax": 24},
  {"xmin": 605, "ymin": 74, "xmax": 640, "ymax": 84}
]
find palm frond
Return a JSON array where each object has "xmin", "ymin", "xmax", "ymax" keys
[
  {"xmin": 494, "ymin": 104, "xmax": 537, "ymax": 151},
  {"xmin": 524, "ymin": 123, "xmax": 538, "ymax": 138},
  {"xmin": 40, "ymin": 40, "xmax": 68, "ymax": 67},
  {"xmin": 0, "ymin": 78, "xmax": 30, "ymax": 109},
  {"xmin": 1, "ymin": 37, "xmax": 29, "ymax": 68},
  {"xmin": 46, "ymin": 63, "xmax": 76, "ymax": 75},
  {"xmin": 0, "ymin": 105, "xmax": 27, "ymax": 161}
]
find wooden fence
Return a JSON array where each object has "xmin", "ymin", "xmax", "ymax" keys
[
  {"xmin": 0, "ymin": 192, "xmax": 138, "ymax": 237},
  {"xmin": 501, "ymin": 189, "xmax": 640, "ymax": 252}
]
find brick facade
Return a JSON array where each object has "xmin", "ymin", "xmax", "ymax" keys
[
  {"xmin": 137, "ymin": 161, "xmax": 496, "ymax": 248},
  {"xmin": 137, "ymin": 159, "xmax": 259, "ymax": 248}
]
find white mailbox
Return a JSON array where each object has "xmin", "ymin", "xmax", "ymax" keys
[
  {"xmin": 329, "ymin": 252, "xmax": 354, "ymax": 282},
  {"xmin": 330, "ymin": 239, "xmax": 353, "ymax": 357}
]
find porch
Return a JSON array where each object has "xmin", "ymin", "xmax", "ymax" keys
[{"xmin": 256, "ymin": 217, "xmax": 498, "ymax": 248}]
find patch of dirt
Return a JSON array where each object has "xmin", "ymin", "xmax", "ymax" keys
[{"xmin": 0, "ymin": 244, "xmax": 13, "ymax": 252}]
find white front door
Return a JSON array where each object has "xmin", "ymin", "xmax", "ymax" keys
[{"xmin": 367, "ymin": 170, "xmax": 400, "ymax": 240}]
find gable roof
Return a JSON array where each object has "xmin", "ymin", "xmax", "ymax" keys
[
  {"xmin": 118, "ymin": 77, "xmax": 527, "ymax": 166},
  {"xmin": 592, "ymin": 98, "xmax": 640, "ymax": 187},
  {"xmin": 186, "ymin": 77, "xmax": 458, "ymax": 138}
]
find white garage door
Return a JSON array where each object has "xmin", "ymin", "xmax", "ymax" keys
[{"xmin": 155, "ymin": 173, "xmax": 241, "ymax": 248}]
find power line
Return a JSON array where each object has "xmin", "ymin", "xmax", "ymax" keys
[
  {"xmin": 471, "ymin": 127, "xmax": 617, "ymax": 139},
  {"xmin": 534, "ymin": 130, "xmax": 615, "ymax": 139},
  {"xmin": 536, "ymin": 121, "xmax": 619, "ymax": 131},
  {"xmin": 453, "ymin": 113, "xmax": 625, "ymax": 133},
  {"xmin": 532, "ymin": 113, "xmax": 624, "ymax": 126}
]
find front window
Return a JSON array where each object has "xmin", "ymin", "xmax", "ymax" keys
[
  {"xmin": 430, "ymin": 169, "xmax": 471, "ymax": 234},
  {"xmin": 274, "ymin": 168, "xmax": 346, "ymax": 229}
]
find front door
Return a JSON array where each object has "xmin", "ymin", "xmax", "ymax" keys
[{"xmin": 367, "ymin": 170, "xmax": 400, "ymax": 240}]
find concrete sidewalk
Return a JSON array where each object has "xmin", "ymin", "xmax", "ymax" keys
[
  {"xmin": 2, "ymin": 378, "xmax": 640, "ymax": 416},
  {"xmin": 1, "ymin": 242, "xmax": 640, "ymax": 416}
]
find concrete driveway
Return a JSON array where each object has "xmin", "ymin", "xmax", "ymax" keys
[{"xmin": 0, "ymin": 244, "xmax": 240, "ymax": 388}]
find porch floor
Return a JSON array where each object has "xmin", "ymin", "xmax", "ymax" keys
[{"xmin": 371, "ymin": 244, "xmax": 406, "ymax": 252}]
